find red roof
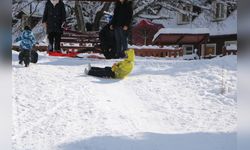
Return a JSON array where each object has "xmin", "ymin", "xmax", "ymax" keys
[
  {"xmin": 79, "ymin": 0, "xmax": 116, "ymax": 1},
  {"xmin": 134, "ymin": 19, "xmax": 164, "ymax": 30},
  {"xmin": 132, "ymin": 20, "xmax": 164, "ymax": 46}
]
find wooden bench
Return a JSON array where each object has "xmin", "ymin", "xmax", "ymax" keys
[
  {"xmin": 12, "ymin": 29, "xmax": 102, "ymax": 53},
  {"xmin": 60, "ymin": 29, "xmax": 101, "ymax": 53}
]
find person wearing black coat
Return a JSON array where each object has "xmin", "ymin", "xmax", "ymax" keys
[
  {"xmin": 99, "ymin": 23, "xmax": 116, "ymax": 59},
  {"xmin": 110, "ymin": 0, "xmax": 133, "ymax": 58},
  {"xmin": 42, "ymin": 0, "xmax": 66, "ymax": 52}
]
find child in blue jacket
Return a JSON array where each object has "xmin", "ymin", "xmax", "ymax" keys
[{"xmin": 15, "ymin": 26, "xmax": 36, "ymax": 67}]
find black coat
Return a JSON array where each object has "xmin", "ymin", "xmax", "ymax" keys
[
  {"xmin": 111, "ymin": 1, "xmax": 133, "ymax": 28},
  {"xmin": 99, "ymin": 24, "xmax": 116, "ymax": 59},
  {"xmin": 42, "ymin": 0, "xmax": 66, "ymax": 34}
]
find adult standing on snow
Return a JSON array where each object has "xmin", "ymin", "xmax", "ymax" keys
[
  {"xmin": 42, "ymin": 0, "xmax": 66, "ymax": 52},
  {"xmin": 110, "ymin": 0, "xmax": 133, "ymax": 58}
]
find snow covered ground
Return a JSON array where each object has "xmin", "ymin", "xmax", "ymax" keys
[{"xmin": 12, "ymin": 51, "xmax": 237, "ymax": 150}]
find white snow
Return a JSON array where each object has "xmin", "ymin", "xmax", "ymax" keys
[
  {"xmin": 139, "ymin": 14, "xmax": 171, "ymax": 20},
  {"xmin": 12, "ymin": 51, "xmax": 237, "ymax": 150},
  {"xmin": 189, "ymin": 10, "xmax": 237, "ymax": 36},
  {"xmin": 153, "ymin": 28, "xmax": 210, "ymax": 41},
  {"xmin": 153, "ymin": 9, "xmax": 237, "ymax": 36},
  {"xmin": 226, "ymin": 44, "xmax": 237, "ymax": 50},
  {"xmin": 128, "ymin": 45, "xmax": 177, "ymax": 50}
]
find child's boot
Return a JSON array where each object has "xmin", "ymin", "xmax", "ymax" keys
[{"xmin": 19, "ymin": 60, "xmax": 23, "ymax": 65}]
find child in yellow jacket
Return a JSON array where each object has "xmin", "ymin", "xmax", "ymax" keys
[{"xmin": 85, "ymin": 49, "xmax": 135, "ymax": 79}]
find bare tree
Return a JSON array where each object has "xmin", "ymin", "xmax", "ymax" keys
[
  {"xmin": 93, "ymin": 2, "xmax": 111, "ymax": 31},
  {"xmin": 75, "ymin": 0, "xmax": 85, "ymax": 32}
]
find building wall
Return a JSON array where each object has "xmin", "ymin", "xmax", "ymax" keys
[
  {"xmin": 175, "ymin": 34, "xmax": 237, "ymax": 57},
  {"xmin": 207, "ymin": 34, "xmax": 237, "ymax": 55}
]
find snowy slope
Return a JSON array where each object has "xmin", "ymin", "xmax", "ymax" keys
[{"xmin": 12, "ymin": 51, "xmax": 237, "ymax": 150}]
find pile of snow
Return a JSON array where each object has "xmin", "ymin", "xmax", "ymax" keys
[{"xmin": 12, "ymin": 51, "xmax": 237, "ymax": 150}]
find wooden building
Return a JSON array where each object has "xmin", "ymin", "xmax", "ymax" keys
[
  {"xmin": 132, "ymin": 20, "xmax": 164, "ymax": 46},
  {"xmin": 151, "ymin": 0, "xmax": 237, "ymax": 58},
  {"xmin": 153, "ymin": 28, "xmax": 210, "ymax": 58}
]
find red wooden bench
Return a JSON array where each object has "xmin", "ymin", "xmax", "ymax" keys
[
  {"xmin": 60, "ymin": 29, "xmax": 101, "ymax": 53},
  {"xmin": 12, "ymin": 29, "xmax": 101, "ymax": 53}
]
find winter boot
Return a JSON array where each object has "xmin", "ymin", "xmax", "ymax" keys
[
  {"xmin": 23, "ymin": 51, "xmax": 31, "ymax": 67},
  {"xmin": 30, "ymin": 50, "xmax": 38, "ymax": 63},
  {"xmin": 84, "ymin": 64, "xmax": 92, "ymax": 75},
  {"xmin": 87, "ymin": 63, "xmax": 91, "ymax": 70},
  {"xmin": 84, "ymin": 68, "xmax": 89, "ymax": 75},
  {"xmin": 19, "ymin": 60, "xmax": 23, "ymax": 65},
  {"xmin": 48, "ymin": 44, "xmax": 53, "ymax": 52},
  {"xmin": 18, "ymin": 51, "xmax": 24, "ymax": 65}
]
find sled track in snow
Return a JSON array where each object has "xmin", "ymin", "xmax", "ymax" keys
[{"xmin": 12, "ymin": 51, "xmax": 237, "ymax": 150}]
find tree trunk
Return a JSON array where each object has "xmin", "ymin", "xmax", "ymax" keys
[
  {"xmin": 93, "ymin": 2, "xmax": 112, "ymax": 31},
  {"xmin": 75, "ymin": 0, "xmax": 85, "ymax": 32}
]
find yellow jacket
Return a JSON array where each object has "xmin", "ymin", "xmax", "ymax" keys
[{"xmin": 112, "ymin": 49, "xmax": 135, "ymax": 79}]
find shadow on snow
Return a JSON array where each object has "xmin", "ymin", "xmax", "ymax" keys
[{"xmin": 58, "ymin": 132, "xmax": 236, "ymax": 150}]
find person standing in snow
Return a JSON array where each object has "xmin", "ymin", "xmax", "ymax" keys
[
  {"xmin": 42, "ymin": 0, "xmax": 66, "ymax": 52},
  {"xmin": 15, "ymin": 26, "xmax": 36, "ymax": 67},
  {"xmin": 110, "ymin": 0, "xmax": 133, "ymax": 58},
  {"xmin": 85, "ymin": 49, "xmax": 135, "ymax": 79}
]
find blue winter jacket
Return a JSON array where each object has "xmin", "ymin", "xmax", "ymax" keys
[{"xmin": 15, "ymin": 30, "xmax": 36, "ymax": 50}]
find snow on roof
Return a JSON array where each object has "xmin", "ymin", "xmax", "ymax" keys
[
  {"xmin": 226, "ymin": 44, "xmax": 237, "ymax": 50},
  {"xmin": 128, "ymin": 45, "xmax": 177, "ymax": 50},
  {"xmin": 152, "ymin": 8, "xmax": 237, "ymax": 36},
  {"xmin": 139, "ymin": 14, "xmax": 171, "ymax": 20},
  {"xmin": 21, "ymin": 9, "xmax": 43, "ymax": 18},
  {"xmin": 153, "ymin": 28, "xmax": 210, "ymax": 41},
  {"xmin": 189, "ymin": 10, "xmax": 237, "ymax": 36},
  {"xmin": 210, "ymin": 11, "xmax": 237, "ymax": 35},
  {"xmin": 17, "ymin": 1, "xmax": 45, "ymax": 18}
]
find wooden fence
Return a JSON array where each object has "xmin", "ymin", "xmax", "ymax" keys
[
  {"xmin": 222, "ymin": 47, "xmax": 237, "ymax": 55},
  {"xmin": 134, "ymin": 48, "xmax": 183, "ymax": 58},
  {"xmin": 12, "ymin": 29, "xmax": 183, "ymax": 58}
]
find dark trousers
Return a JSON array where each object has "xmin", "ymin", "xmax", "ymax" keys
[
  {"xmin": 114, "ymin": 27, "xmax": 128, "ymax": 58},
  {"xmin": 48, "ymin": 32, "xmax": 62, "ymax": 51},
  {"xmin": 19, "ymin": 50, "xmax": 31, "ymax": 67},
  {"xmin": 88, "ymin": 67, "xmax": 115, "ymax": 78}
]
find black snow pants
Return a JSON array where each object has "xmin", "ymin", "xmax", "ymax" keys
[
  {"xmin": 48, "ymin": 32, "xmax": 62, "ymax": 51},
  {"xmin": 19, "ymin": 50, "xmax": 31, "ymax": 67},
  {"xmin": 114, "ymin": 27, "xmax": 128, "ymax": 58},
  {"xmin": 88, "ymin": 67, "xmax": 115, "ymax": 78}
]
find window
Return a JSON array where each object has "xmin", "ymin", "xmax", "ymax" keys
[
  {"xmin": 178, "ymin": 4, "xmax": 193, "ymax": 25},
  {"xmin": 212, "ymin": 1, "xmax": 227, "ymax": 21},
  {"xmin": 225, "ymin": 41, "xmax": 237, "ymax": 50},
  {"xmin": 183, "ymin": 45, "xmax": 194, "ymax": 55},
  {"xmin": 202, "ymin": 44, "xmax": 216, "ymax": 56},
  {"xmin": 225, "ymin": 41, "xmax": 237, "ymax": 47}
]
